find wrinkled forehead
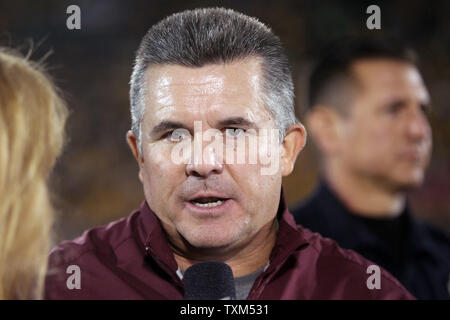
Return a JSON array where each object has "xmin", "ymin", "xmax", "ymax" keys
[{"xmin": 141, "ymin": 58, "xmax": 273, "ymax": 125}]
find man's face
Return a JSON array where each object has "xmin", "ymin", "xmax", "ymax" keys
[
  {"xmin": 130, "ymin": 58, "xmax": 284, "ymax": 251},
  {"xmin": 337, "ymin": 59, "xmax": 432, "ymax": 190}
]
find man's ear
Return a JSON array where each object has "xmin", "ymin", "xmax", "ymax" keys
[
  {"xmin": 126, "ymin": 130, "xmax": 143, "ymax": 163},
  {"xmin": 306, "ymin": 106, "xmax": 342, "ymax": 156},
  {"xmin": 126, "ymin": 130, "xmax": 144, "ymax": 182},
  {"xmin": 281, "ymin": 123, "xmax": 307, "ymax": 176}
]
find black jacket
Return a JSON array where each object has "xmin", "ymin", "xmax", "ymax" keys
[{"xmin": 292, "ymin": 181, "xmax": 450, "ymax": 300}]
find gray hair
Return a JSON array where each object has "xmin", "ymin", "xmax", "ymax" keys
[{"xmin": 130, "ymin": 7, "xmax": 297, "ymax": 153}]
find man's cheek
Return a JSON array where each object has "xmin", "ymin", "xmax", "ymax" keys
[
  {"xmin": 240, "ymin": 166, "xmax": 267, "ymax": 196},
  {"xmin": 145, "ymin": 144, "xmax": 172, "ymax": 166}
]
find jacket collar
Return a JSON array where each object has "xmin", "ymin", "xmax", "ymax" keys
[
  {"xmin": 139, "ymin": 201, "xmax": 181, "ymax": 282},
  {"xmin": 138, "ymin": 189, "xmax": 309, "ymax": 281},
  {"xmin": 266, "ymin": 190, "xmax": 310, "ymax": 273},
  {"xmin": 312, "ymin": 180, "xmax": 434, "ymax": 255}
]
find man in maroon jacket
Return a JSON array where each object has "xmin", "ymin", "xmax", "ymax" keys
[{"xmin": 45, "ymin": 8, "xmax": 414, "ymax": 300}]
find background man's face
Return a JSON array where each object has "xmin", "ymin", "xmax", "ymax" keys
[
  {"xmin": 134, "ymin": 58, "xmax": 282, "ymax": 250},
  {"xmin": 338, "ymin": 59, "xmax": 432, "ymax": 190}
]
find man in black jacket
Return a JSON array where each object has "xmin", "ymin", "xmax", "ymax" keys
[{"xmin": 292, "ymin": 36, "xmax": 450, "ymax": 299}]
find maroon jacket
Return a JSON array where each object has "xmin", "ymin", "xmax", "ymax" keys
[{"xmin": 45, "ymin": 197, "xmax": 415, "ymax": 300}]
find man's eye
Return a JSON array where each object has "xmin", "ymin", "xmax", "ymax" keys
[
  {"xmin": 386, "ymin": 105, "xmax": 402, "ymax": 115},
  {"xmin": 166, "ymin": 129, "xmax": 191, "ymax": 142},
  {"xmin": 225, "ymin": 128, "xmax": 245, "ymax": 137},
  {"xmin": 420, "ymin": 103, "xmax": 431, "ymax": 116},
  {"xmin": 384, "ymin": 101, "xmax": 405, "ymax": 116}
]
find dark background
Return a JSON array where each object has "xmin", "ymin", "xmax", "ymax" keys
[{"xmin": 1, "ymin": 0, "xmax": 449, "ymax": 242}]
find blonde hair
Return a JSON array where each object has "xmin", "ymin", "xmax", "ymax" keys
[{"xmin": 0, "ymin": 48, "xmax": 68, "ymax": 299}]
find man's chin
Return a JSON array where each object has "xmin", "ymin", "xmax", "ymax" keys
[
  {"xmin": 391, "ymin": 173, "xmax": 425, "ymax": 192},
  {"xmin": 176, "ymin": 214, "xmax": 250, "ymax": 249},
  {"xmin": 177, "ymin": 225, "xmax": 245, "ymax": 253},
  {"xmin": 182, "ymin": 233, "xmax": 237, "ymax": 250}
]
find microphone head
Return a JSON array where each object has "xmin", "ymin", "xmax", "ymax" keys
[{"xmin": 183, "ymin": 261, "xmax": 236, "ymax": 300}]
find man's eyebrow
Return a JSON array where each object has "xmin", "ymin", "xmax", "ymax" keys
[
  {"xmin": 151, "ymin": 117, "xmax": 258, "ymax": 136},
  {"xmin": 151, "ymin": 120, "xmax": 188, "ymax": 136},
  {"xmin": 384, "ymin": 98, "xmax": 433, "ymax": 113},
  {"xmin": 217, "ymin": 117, "xmax": 258, "ymax": 129},
  {"xmin": 420, "ymin": 101, "xmax": 433, "ymax": 112},
  {"xmin": 420, "ymin": 95, "xmax": 433, "ymax": 112}
]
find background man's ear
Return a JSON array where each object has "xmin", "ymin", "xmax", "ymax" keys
[
  {"xmin": 306, "ymin": 106, "xmax": 342, "ymax": 156},
  {"xmin": 281, "ymin": 123, "xmax": 307, "ymax": 176}
]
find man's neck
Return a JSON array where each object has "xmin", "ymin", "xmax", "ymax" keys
[
  {"xmin": 171, "ymin": 219, "xmax": 278, "ymax": 278},
  {"xmin": 324, "ymin": 165, "xmax": 406, "ymax": 218}
]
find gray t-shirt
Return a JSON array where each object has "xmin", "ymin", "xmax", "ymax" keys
[{"xmin": 234, "ymin": 265, "xmax": 266, "ymax": 300}]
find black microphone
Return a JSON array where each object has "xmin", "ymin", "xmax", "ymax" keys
[{"xmin": 183, "ymin": 261, "xmax": 236, "ymax": 300}]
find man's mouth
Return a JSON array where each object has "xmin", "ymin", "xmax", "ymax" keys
[{"xmin": 189, "ymin": 197, "xmax": 227, "ymax": 208}]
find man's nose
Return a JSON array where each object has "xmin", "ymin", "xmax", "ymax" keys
[
  {"xmin": 186, "ymin": 144, "xmax": 224, "ymax": 178},
  {"xmin": 405, "ymin": 106, "xmax": 431, "ymax": 141}
]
